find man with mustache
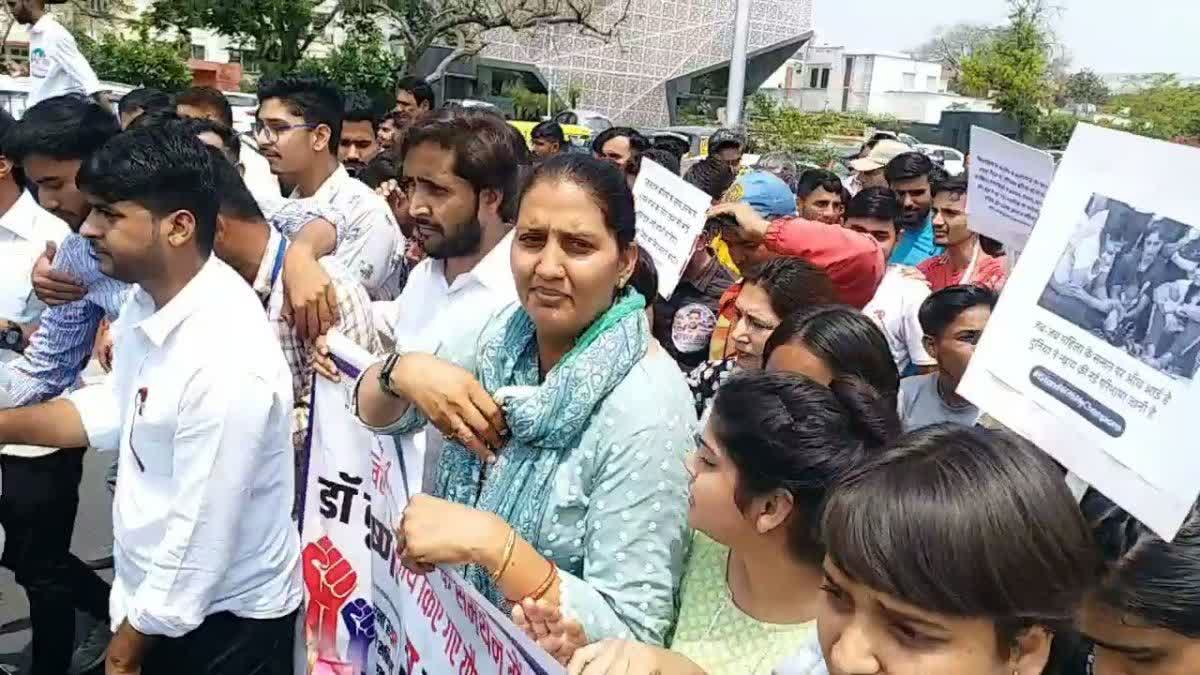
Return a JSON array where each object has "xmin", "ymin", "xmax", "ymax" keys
[
  {"xmin": 885, "ymin": 151, "xmax": 945, "ymax": 267},
  {"xmin": 339, "ymin": 93, "xmax": 382, "ymax": 179},
  {"xmin": 353, "ymin": 107, "xmax": 527, "ymax": 488}
]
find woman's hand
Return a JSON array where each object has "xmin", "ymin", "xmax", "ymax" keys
[
  {"xmin": 568, "ymin": 640, "xmax": 670, "ymax": 675},
  {"xmin": 398, "ymin": 494, "xmax": 508, "ymax": 571},
  {"xmin": 512, "ymin": 599, "xmax": 588, "ymax": 666},
  {"xmin": 391, "ymin": 353, "xmax": 508, "ymax": 462}
]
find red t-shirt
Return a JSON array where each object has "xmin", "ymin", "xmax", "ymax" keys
[{"xmin": 917, "ymin": 250, "xmax": 1008, "ymax": 292}]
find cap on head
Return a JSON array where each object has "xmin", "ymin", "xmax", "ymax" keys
[
  {"xmin": 709, "ymin": 127, "xmax": 747, "ymax": 152},
  {"xmin": 849, "ymin": 139, "xmax": 910, "ymax": 172},
  {"xmin": 725, "ymin": 171, "xmax": 797, "ymax": 219}
]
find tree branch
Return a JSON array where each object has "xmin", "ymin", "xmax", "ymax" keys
[{"xmin": 298, "ymin": 0, "xmax": 346, "ymax": 55}]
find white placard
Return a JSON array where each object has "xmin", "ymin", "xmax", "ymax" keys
[
  {"xmin": 633, "ymin": 159, "xmax": 712, "ymax": 299},
  {"xmin": 967, "ymin": 126, "xmax": 1056, "ymax": 257},
  {"xmin": 961, "ymin": 123, "xmax": 1200, "ymax": 540}
]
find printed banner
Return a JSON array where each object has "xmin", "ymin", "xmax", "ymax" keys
[
  {"xmin": 303, "ymin": 334, "xmax": 564, "ymax": 675},
  {"xmin": 298, "ymin": 334, "xmax": 387, "ymax": 675}
]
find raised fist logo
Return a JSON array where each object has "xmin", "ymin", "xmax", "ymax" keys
[
  {"xmin": 303, "ymin": 536, "xmax": 359, "ymax": 660},
  {"xmin": 341, "ymin": 598, "xmax": 376, "ymax": 672}
]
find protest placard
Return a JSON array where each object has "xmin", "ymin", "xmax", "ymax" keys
[
  {"xmin": 967, "ymin": 126, "xmax": 1056, "ymax": 257},
  {"xmin": 960, "ymin": 123, "xmax": 1200, "ymax": 540},
  {"xmin": 633, "ymin": 159, "xmax": 712, "ymax": 299},
  {"xmin": 303, "ymin": 336, "xmax": 563, "ymax": 675},
  {"xmin": 298, "ymin": 332, "xmax": 387, "ymax": 675}
]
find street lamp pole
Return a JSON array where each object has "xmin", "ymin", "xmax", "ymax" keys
[{"xmin": 725, "ymin": 0, "xmax": 752, "ymax": 126}]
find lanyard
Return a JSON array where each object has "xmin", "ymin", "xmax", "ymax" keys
[{"xmin": 268, "ymin": 239, "xmax": 287, "ymax": 290}]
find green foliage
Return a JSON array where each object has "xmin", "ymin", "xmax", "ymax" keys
[
  {"xmin": 77, "ymin": 27, "xmax": 191, "ymax": 91},
  {"xmin": 148, "ymin": 0, "xmax": 320, "ymax": 74},
  {"xmin": 499, "ymin": 81, "xmax": 566, "ymax": 121},
  {"xmin": 296, "ymin": 27, "xmax": 400, "ymax": 109},
  {"xmin": 746, "ymin": 94, "xmax": 897, "ymax": 151},
  {"xmin": 1031, "ymin": 113, "xmax": 1078, "ymax": 148},
  {"xmin": 1107, "ymin": 79, "xmax": 1200, "ymax": 140},
  {"xmin": 960, "ymin": 0, "xmax": 1054, "ymax": 138},
  {"xmin": 1061, "ymin": 69, "xmax": 1109, "ymax": 106}
]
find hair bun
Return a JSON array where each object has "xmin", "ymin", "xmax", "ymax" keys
[{"xmin": 828, "ymin": 376, "xmax": 902, "ymax": 450}]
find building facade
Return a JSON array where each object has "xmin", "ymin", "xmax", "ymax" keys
[
  {"xmin": 764, "ymin": 45, "xmax": 995, "ymax": 124},
  {"xmin": 461, "ymin": 0, "xmax": 814, "ymax": 126}
]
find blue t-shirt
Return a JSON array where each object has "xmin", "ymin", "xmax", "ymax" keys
[{"xmin": 889, "ymin": 214, "xmax": 943, "ymax": 267}]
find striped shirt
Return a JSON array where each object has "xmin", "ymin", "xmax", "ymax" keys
[
  {"xmin": 0, "ymin": 232, "xmax": 128, "ymax": 406},
  {"xmin": 0, "ymin": 203, "xmax": 351, "ymax": 407}
]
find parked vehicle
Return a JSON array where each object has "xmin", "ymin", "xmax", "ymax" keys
[
  {"xmin": 916, "ymin": 143, "xmax": 966, "ymax": 175},
  {"xmin": 508, "ymin": 120, "xmax": 593, "ymax": 151},
  {"xmin": 554, "ymin": 109, "xmax": 613, "ymax": 134}
]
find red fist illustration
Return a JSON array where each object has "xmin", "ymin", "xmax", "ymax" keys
[{"xmin": 303, "ymin": 536, "xmax": 359, "ymax": 660}]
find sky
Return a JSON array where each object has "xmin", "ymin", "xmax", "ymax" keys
[{"xmin": 814, "ymin": 0, "xmax": 1200, "ymax": 76}]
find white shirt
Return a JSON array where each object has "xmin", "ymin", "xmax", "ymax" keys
[
  {"xmin": 863, "ymin": 265, "xmax": 935, "ymax": 374},
  {"xmin": 27, "ymin": 14, "xmax": 102, "ymax": 107},
  {"xmin": 68, "ymin": 258, "xmax": 301, "ymax": 637},
  {"xmin": 368, "ymin": 231, "xmax": 518, "ymax": 488},
  {"xmin": 239, "ymin": 139, "xmax": 284, "ymax": 217},
  {"xmin": 290, "ymin": 165, "xmax": 404, "ymax": 300},
  {"xmin": 0, "ymin": 190, "xmax": 72, "ymax": 459},
  {"xmin": 0, "ymin": 190, "xmax": 71, "ymax": 324}
]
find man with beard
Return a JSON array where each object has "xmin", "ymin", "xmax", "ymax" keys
[
  {"xmin": 357, "ymin": 107, "xmax": 527, "ymax": 488},
  {"xmin": 339, "ymin": 93, "xmax": 382, "ymax": 178},
  {"xmin": 885, "ymin": 151, "xmax": 944, "ymax": 266},
  {"xmin": 0, "ymin": 94, "xmax": 120, "ymax": 675}
]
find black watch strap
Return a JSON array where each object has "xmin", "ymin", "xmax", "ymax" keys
[{"xmin": 378, "ymin": 352, "xmax": 403, "ymax": 398}]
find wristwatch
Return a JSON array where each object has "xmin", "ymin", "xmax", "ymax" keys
[
  {"xmin": 378, "ymin": 352, "xmax": 404, "ymax": 398},
  {"xmin": 0, "ymin": 322, "xmax": 22, "ymax": 353}
]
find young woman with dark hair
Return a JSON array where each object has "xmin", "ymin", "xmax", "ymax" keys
[
  {"xmin": 817, "ymin": 424, "xmax": 1099, "ymax": 675},
  {"xmin": 517, "ymin": 369, "xmax": 899, "ymax": 674},
  {"xmin": 1078, "ymin": 493, "xmax": 1200, "ymax": 675},
  {"xmin": 763, "ymin": 304, "xmax": 901, "ymax": 413}
]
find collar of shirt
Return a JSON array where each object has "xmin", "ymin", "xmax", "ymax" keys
[
  {"xmin": 291, "ymin": 165, "xmax": 350, "ymax": 202},
  {"xmin": 0, "ymin": 191, "xmax": 62, "ymax": 242},
  {"xmin": 133, "ymin": 257, "xmax": 227, "ymax": 347},
  {"xmin": 29, "ymin": 14, "xmax": 51, "ymax": 35},
  {"xmin": 251, "ymin": 227, "xmax": 287, "ymax": 300}
]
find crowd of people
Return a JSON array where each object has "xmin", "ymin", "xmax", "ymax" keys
[{"xmin": 0, "ymin": 4, "xmax": 1196, "ymax": 675}]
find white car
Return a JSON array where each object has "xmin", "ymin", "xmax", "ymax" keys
[{"xmin": 916, "ymin": 144, "xmax": 966, "ymax": 175}]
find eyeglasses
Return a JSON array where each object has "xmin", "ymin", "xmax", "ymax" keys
[{"xmin": 252, "ymin": 121, "xmax": 318, "ymax": 143}]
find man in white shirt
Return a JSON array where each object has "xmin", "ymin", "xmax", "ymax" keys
[
  {"xmin": 0, "ymin": 125, "xmax": 301, "ymax": 675},
  {"xmin": 845, "ymin": 187, "xmax": 936, "ymax": 376},
  {"xmin": 350, "ymin": 108, "xmax": 528, "ymax": 487},
  {"xmin": 9, "ymin": 0, "xmax": 105, "ymax": 107},
  {"xmin": 254, "ymin": 75, "xmax": 405, "ymax": 301}
]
